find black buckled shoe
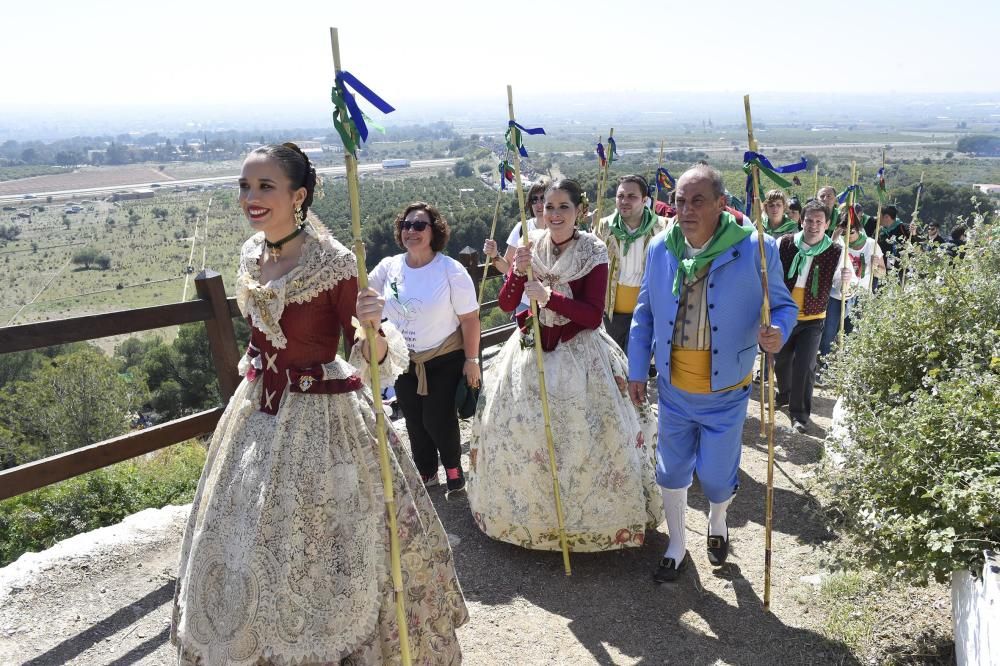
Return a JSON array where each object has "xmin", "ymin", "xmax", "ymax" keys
[
  {"xmin": 707, "ymin": 531, "xmax": 729, "ymax": 566},
  {"xmin": 652, "ymin": 551, "xmax": 689, "ymax": 584}
]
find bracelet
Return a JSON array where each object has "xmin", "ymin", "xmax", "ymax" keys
[{"xmin": 465, "ymin": 357, "xmax": 479, "ymax": 363}]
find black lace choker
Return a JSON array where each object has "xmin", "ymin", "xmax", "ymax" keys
[
  {"xmin": 264, "ymin": 223, "xmax": 305, "ymax": 261},
  {"xmin": 551, "ymin": 230, "xmax": 578, "ymax": 256}
]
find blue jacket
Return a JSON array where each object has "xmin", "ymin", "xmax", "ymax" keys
[{"xmin": 627, "ymin": 228, "xmax": 798, "ymax": 390}]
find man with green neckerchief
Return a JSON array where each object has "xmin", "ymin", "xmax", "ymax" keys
[
  {"xmin": 776, "ymin": 200, "xmax": 856, "ymax": 434},
  {"xmin": 762, "ymin": 188, "xmax": 800, "ymax": 238},
  {"xmin": 627, "ymin": 165, "xmax": 797, "ymax": 583},
  {"xmin": 817, "ymin": 185, "xmax": 840, "ymax": 235},
  {"xmin": 594, "ymin": 174, "xmax": 667, "ymax": 353}
]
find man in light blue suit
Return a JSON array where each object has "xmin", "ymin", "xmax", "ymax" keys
[{"xmin": 627, "ymin": 164, "xmax": 798, "ymax": 583}]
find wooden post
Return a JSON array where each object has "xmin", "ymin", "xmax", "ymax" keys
[{"xmin": 195, "ymin": 270, "xmax": 241, "ymax": 401}]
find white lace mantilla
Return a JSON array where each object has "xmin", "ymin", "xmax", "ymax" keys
[
  {"xmin": 526, "ymin": 229, "xmax": 609, "ymax": 327},
  {"xmin": 236, "ymin": 226, "xmax": 358, "ymax": 349}
]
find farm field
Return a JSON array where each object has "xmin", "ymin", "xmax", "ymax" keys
[
  {"xmin": 0, "ymin": 171, "xmax": 507, "ymax": 329},
  {"xmin": 0, "ymin": 164, "xmax": 177, "ymax": 197}
]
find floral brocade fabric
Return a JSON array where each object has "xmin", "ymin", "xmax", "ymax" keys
[
  {"xmin": 171, "ymin": 228, "xmax": 467, "ymax": 665},
  {"xmin": 467, "ymin": 327, "xmax": 662, "ymax": 552}
]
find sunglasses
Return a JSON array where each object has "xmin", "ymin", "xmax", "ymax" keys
[
  {"xmin": 530, "ymin": 196, "xmax": 544, "ymax": 204},
  {"xmin": 402, "ymin": 220, "xmax": 430, "ymax": 231}
]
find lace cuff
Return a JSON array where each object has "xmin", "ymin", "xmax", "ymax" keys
[
  {"xmin": 348, "ymin": 321, "xmax": 409, "ymax": 388},
  {"xmin": 237, "ymin": 345, "xmax": 262, "ymax": 381}
]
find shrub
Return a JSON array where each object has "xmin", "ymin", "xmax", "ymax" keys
[
  {"xmin": 824, "ymin": 217, "xmax": 1000, "ymax": 583},
  {"xmin": 0, "ymin": 440, "xmax": 206, "ymax": 566}
]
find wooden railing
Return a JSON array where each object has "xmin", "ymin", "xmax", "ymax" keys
[
  {"xmin": 0, "ymin": 271, "xmax": 240, "ymax": 501},
  {"xmin": 0, "ymin": 253, "xmax": 516, "ymax": 502}
]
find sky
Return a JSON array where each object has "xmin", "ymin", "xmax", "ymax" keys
[{"xmin": 2, "ymin": 0, "xmax": 998, "ymax": 117}]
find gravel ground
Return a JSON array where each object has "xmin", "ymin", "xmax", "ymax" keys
[{"xmin": 1, "ymin": 380, "xmax": 877, "ymax": 666}]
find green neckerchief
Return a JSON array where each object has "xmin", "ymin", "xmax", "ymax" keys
[
  {"xmin": 610, "ymin": 207, "xmax": 657, "ymax": 257},
  {"xmin": 849, "ymin": 230, "xmax": 868, "ymax": 278},
  {"xmin": 825, "ymin": 206, "xmax": 840, "ymax": 235},
  {"xmin": 764, "ymin": 214, "xmax": 799, "ymax": 237},
  {"xmin": 880, "ymin": 218, "xmax": 903, "ymax": 237},
  {"xmin": 787, "ymin": 232, "xmax": 834, "ymax": 297},
  {"xmin": 665, "ymin": 211, "xmax": 752, "ymax": 297}
]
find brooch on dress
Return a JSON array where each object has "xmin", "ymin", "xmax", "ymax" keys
[{"xmin": 298, "ymin": 375, "xmax": 315, "ymax": 392}]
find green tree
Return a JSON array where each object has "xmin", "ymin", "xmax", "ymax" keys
[
  {"xmin": 0, "ymin": 348, "xmax": 148, "ymax": 463},
  {"xmin": 72, "ymin": 246, "xmax": 99, "ymax": 269},
  {"xmin": 453, "ymin": 160, "xmax": 474, "ymax": 178}
]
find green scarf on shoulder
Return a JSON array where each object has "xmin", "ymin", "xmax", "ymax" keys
[
  {"xmin": 665, "ymin": 211, "xmax": 752, "ymax": 297},
  {"xmin": 610, "ymin": 207, "xmax": 657, "ymax": 257},
  {"xmin": 849, "ymin": 230, "xmax": 869, "ymax": 278},
  {"xmin": 787, "ymin": 232, "xmax": 833, "ymax": 297},
  {"xmin": 764, "ymin": 214, "xmax": 799, "ymax": 237},
  {"xmin": 880, "ymin": 218, "xmax": 903, "ymax": 237},
  {"xmin": 825, "ymin": 206, "xmax": 840, "ymax": 235}
]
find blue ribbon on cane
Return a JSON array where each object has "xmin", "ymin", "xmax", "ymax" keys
[
  {"xmin": 506, "ymin": 120, "xmax": 546, "ymax": 157},
  {"xmin": 334, "ymin": 71, "xmax": 395, "ymax": 143},
  {"xmin": 742, "ymin": 152, "xmax": 808, "ymax": 215},
  {"xmin": 837, "ymin": 183, "xmax": 865, "ymax": 204}
]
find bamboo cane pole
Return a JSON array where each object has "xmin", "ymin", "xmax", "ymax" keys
[
  {"xmin": 330, "ymin": 28, "xmax": 412, "ymax": 666},
  {"xmin": 508, "ymin": 84, "xmax": 571, "ymax": 576},
  {"xmin": 839, "ymin": 162, "xmax": 858, "ymax": 346},
  {"xmin": 654, "ymin": 139, "xmax": 665, "ymax": 205},
  {"xmin": 813, "ymin": 164, "xmax": 819, "ymax": 198},
  {"xmin": 873, "ymin": 150, "xmax": 885, "ymax": 294},
  {"xmin": 902, "ymin": 171, "xmax": 924, "ymax": 289},
  {"xmin": 478, "ymin": 149, "xmax": 511, "ymax": 307},
  {"xmin": 744, "ymin": 94, "xmax": 777, "ymax": 612},
  {"xmin": 592, "ymin": 128, "xmax": 614, "ymax": 234}
]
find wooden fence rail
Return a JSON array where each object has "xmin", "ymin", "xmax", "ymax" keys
[{"xmin": 0, "ymin": 253, "xmax": 516, "ymax": 502}]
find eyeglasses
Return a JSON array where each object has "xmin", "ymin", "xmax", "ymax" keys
[{"xmin": 402, "ymin": 220, "xmax": 430, "ymax": 231}]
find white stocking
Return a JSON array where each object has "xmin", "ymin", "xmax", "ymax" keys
[
  {"xmin": 709, "ymin": 495, "xmax": 733, "ymax": 539},
  {"xmin": 661, "ymin": 485, "xmax": 689, "ymax": 564}
]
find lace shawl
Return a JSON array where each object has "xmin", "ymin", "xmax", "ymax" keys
[
  {"xmin": 526, "ymin": 229, "xmax": 609, "ymax": 327},
  {"xmin": 236, "ymin": 226, "xmax": 358, "ymax": 349}
]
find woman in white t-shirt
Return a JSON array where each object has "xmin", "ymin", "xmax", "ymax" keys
[
  {"xmin": 370, "ymin": 202, "xmax": 481, "ymax": 492},
  {"xmin": 483, "ymin": 181, "xmax": 547, "ymax": 312},
  {"xmin": 820, "ymin": 211, "xmax": 885, "ymax": 356}
]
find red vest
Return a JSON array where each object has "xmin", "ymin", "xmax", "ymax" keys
[{"xmin": 778, "ymin": 235, "xmax": 843, "ymax": 317}]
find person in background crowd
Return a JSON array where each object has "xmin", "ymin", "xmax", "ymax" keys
[
  {"xmin": 594, "ymin": 175, "xmax": 667, "ymax": 353},
  {"xmin": 775, "ymin": 201, "xmax": 855, "ymax": 433},
  {"xmin": 469, "ymin": 178, "xmax": 661, "ymax": 554},
  {"xmin": 370, "ymin": 202, "xmax": 481, "ymax": 493}
]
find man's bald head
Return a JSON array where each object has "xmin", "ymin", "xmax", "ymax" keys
[{"xmin": 677, "ymin": 165, "xmax": 725, "ymax": 199}]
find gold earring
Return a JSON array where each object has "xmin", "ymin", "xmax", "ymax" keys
[{"xmin": 294, "ymin": 206, "xmax": 303, "ymax": 222}]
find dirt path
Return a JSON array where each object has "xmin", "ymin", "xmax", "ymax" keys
[{"xmin": 1, "ymin": 385, "xmax": 863, "ymax": 665}]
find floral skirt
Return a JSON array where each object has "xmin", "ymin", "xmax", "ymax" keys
[
  {"xmin": 172, "ymin": 358, "xmax": 467, "ymax": 666},
  {"xmin": 468, "ymin": 328, "xmax": 662, "ymax": 552}
]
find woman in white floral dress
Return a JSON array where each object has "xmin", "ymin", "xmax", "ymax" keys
[
  {"xmin": 467, "ymin": 179, "xmax": 661, "ymax": 553},
  {"xmin": 171, "ymin": 143, "xmax": 467, "ymax": 665}
]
